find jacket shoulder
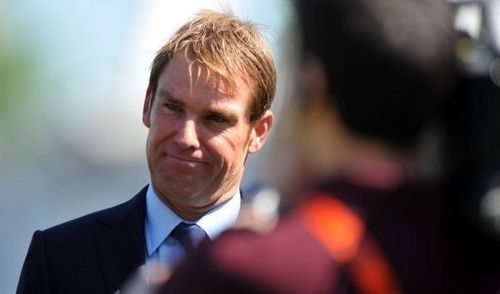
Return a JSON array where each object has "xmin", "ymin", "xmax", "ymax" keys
[
  {"xmin": 17, "ymin": 186, "xmax": 148, "ymax": 294},
  {"xmin": 41, "ymin": 186, "xmax": 147, "ymax": 240}
]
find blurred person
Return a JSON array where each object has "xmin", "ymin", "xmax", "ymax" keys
[
  {"xmin": 16, "ymin": 10, "xmax": 276, "ymax": 294},
  {"xmin": 158, "ymin": 0, "xmax": 485, "ymax": 293}
]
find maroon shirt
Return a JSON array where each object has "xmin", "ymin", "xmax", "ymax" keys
[{"xmin": 163, "ymin": 178, "xmax": 500, "ymax": 293}]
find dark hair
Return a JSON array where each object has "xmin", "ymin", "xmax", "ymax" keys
[{"xmin": 296, "ymin": 0, "xmax": 457, "ymax": 147}]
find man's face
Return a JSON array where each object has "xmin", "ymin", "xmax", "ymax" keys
[{"xmin": 143, "ymin": 53, "xmax": 272, "ymax": 219}]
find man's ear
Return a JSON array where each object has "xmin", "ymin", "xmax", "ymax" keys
[
  {"xmin": 248, "ymin": 110, "xmax": 274, "ymax": 154},
  {"xmin": 143, "ymin": 85, "xmax": 153, "ymax": 128}
]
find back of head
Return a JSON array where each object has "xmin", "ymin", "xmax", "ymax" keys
[
  {"xmin": 149, "ymin": 10, "xmax": 276, "ymax": 123},
  {"xmin": 296, "ymin": 0, "xmax": 457, "ymax": 148}
]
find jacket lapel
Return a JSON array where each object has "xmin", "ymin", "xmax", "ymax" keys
[{"xmin": 95, "ymin": 186, "xmax": 147, "ymax": 293}]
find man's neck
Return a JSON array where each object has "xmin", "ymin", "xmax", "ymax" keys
[{"xmin": 152, "ymin": 185, "xmax": 239, "ymax": 221}]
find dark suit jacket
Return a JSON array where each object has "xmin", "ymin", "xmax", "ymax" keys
[{"xmin": 17, "ymin": 186, "xmax": 148, "ymax": 294}]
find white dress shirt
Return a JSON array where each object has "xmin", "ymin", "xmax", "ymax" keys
[{"xmin": 144, "ymin": 184, "xmax": 240, "ymax": 269}]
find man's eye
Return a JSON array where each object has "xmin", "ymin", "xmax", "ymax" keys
[
  {"xmin": 207, "ymin": 114, "xmax": 227, "ymax": 124},
  {"xmin": 164, "ymin": 103, "xmax": 182, "ymax": 112}
]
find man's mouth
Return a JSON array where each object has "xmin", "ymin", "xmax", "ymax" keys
[{"xmin": 167, "ymin": 154, "xmax": 205, "ymax": 165}]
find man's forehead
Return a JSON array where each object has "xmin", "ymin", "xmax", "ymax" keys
[
  {"xmin": 157, "ymin": 76, "xmax": 239, "ymax": 102},
  {"xmin": 156, "ymin": 85, "xmax": 248, "ymax": 121},
  {"xmin": 160, "ymin": 55, "xmax": 251, "ymax": 98}
]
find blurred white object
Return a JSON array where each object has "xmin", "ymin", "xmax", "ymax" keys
[
  {"xmin": 117, "ymin": 262, "xmax": 171, "ymax": 294},
  {"xmin": 481, "ymin": 184, "xmax": 500, "ymax": 234},
  {"xmin": 234, "ymin": 186, "xmax": 281, "ymax": 233}
]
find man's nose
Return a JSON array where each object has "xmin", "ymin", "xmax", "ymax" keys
[{"xmin": 176, "ymin": 119, "xmax": 200, "ymax": 149}]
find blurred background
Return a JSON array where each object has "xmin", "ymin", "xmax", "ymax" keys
[{"xmin": 0, "ymin": 0, "xmax": 293, "ymax": 292}]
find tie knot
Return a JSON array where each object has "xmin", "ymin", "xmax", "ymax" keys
[{"xmin": 170, "ymin": 222, "xmax": 208, "ymax": 254}]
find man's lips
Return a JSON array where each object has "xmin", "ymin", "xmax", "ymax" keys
[{"xmin": 166, "ymin": 154, "xmax": 206, "ymax": 165}]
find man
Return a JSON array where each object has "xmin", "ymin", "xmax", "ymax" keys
[
  {"xmin": 17, "ymin": 10, "xmax": 276, "ymax": 294},
  {"xmin": 161, "ymin": 0, "xmax": 481, "ymax": 293}
]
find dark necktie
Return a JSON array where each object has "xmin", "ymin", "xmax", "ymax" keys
[{"xmin": 170, "ymin": 222, "xmax": 208, "ymax": 254}]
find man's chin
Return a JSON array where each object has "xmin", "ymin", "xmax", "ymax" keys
[{"xmin": 157, "ymin": 179, "xmax": 207, "ymax": 199}]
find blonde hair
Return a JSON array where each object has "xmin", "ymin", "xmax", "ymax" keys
[{"xmin": 149, "ymin": 10, "xmax": 277, "ymax": 123}]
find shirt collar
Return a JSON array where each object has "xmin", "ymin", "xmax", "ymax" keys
[{"xmin": 145, "ymin": 184, "xmax": 241, "ymax": 256}]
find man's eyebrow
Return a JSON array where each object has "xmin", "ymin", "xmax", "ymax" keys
[
  {"xmin": 156, "ymin": 88, "xmax": 184, "ymax": 105},
  {"xmin": 205, "ymin": 109, "xmax": 239, "ymax": 122}
]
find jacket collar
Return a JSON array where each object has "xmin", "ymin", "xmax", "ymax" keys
[{"xmin": 96, "ymin": 186, "xmax": 147, "ymax": 293}]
